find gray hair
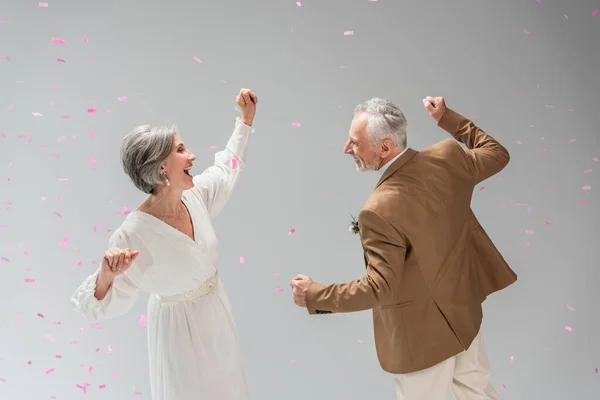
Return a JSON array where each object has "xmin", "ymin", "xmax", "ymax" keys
[
  {"xmin": 353, "ymin": 98, "xmax": 407, "ymax": 149},
  {"xmin": 120, "ymin": 124, "xmax": 176, "ymax": 194}
]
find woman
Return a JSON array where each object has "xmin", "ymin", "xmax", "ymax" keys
[{"xmin": 70, "ymin": 88, "xmax": 258, "ymax": 400}]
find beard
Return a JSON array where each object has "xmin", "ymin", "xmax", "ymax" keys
[{"xmin": 353, "ymin": 150, "xmax": 379, "ymax": 172}]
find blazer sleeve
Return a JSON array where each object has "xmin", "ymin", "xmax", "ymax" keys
[
  {"xmin": 304, "ymin": 208, "xmax": 407, "ymax": 314},
  {"xmin": 437, "ymin": 108, "xmax": 510, "ymax": 185}
]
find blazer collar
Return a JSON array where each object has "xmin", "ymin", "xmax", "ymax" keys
[{"xmin": 375, "ymin": 148, "xmax": 418, "ymax": 189}]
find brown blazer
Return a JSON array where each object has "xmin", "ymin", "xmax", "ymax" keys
[{"xmin": 305, "ymin": 108, "xmax": 517, "ymax": 374}]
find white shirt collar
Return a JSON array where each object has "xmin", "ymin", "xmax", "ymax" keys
[{"xmin": 378, "ymin": 147, "xmax": 408, "ymax": 176}]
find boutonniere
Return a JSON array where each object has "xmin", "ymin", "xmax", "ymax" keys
[{"xmin": 349, "ymin": 214, "xmax": 360, "ymax": 235}]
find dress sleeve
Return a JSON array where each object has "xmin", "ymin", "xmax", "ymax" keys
[
  {"xmin": 70, "ymin": 229, "xmax": 140, "ymax": 321},
  {"xmin": 191, "ymin": 117, "xmax": 253, "ymax": 218}
]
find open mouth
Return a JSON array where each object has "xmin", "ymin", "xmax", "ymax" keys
[{"xmin": 184, "ymin": 166, "xmax": 193, "ymax": 176}]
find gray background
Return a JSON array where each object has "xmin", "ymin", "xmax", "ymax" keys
[{"xmin": 1, "ymin": 0, "xmax": 599, "ymax": 399}]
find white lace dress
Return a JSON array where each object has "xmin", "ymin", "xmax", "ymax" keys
[{"xmin": 70, "ymin": 117, "xmax": 253, "ymax": 400}]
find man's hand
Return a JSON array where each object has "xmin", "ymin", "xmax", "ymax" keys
[
  {"xmin": 423, "ymin": 96, "xmax": 447, "ymax": 123},
  {"xmin": 290, "ymin": 274, "xmax": 314, "ymax": 308},
  {"xmin": 236, "ymin": 88, "xmax": 258, "ymax": 126}
]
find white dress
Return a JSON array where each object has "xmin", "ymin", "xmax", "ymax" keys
[{"xmin": 71, "ymin": 117, "xmax": 253, "ymax": 400}]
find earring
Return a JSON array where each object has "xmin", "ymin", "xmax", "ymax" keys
[{"xmin": 163, "ymin": 173, "xmax": 170, "ymax": 186}]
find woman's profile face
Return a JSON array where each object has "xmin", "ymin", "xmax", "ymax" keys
[{"xmin": 161, "ymin": 135, "xmax": 196, "ymax": 190}]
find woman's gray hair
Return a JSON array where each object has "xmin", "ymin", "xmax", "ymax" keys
[
  {"xmin": 120, "ymin": 124, "xmax": 177, "ymax": 194},
  {"xmin": 354, "ymin": 98, "xmax": 407, "ymax": 149}
]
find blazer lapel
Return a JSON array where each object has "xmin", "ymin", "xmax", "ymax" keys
[{"xmin": 375, "ymin": 148, "xmax": 418, "ymax": 189}]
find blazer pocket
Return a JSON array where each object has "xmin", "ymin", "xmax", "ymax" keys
[{"xmin": 381, "ymin": 300, "xmax": 413, "ymax": 310}]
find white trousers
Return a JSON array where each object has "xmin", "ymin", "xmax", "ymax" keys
[{"xmin": 394, "ymin": 331, "xmax": 501, "ymax": 400}]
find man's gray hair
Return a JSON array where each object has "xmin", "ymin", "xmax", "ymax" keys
[
  {"xmin": 354, "ymin": 98, "xmax": 407, "ymax": 149},
  {"xmin": 120, "ymin": 124, "xmax": 176, "ymax": 194}
]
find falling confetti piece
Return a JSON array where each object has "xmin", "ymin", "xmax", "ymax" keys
[
  {"xmin": 117, "ymin": 96, "xmax": 127, "ymax": 102},
  {"xmin": 289, "ymin": 228, "xmax": 296, "ymax": 235},
  {"xmin": 231, "ymin": 158, "xmax": 238, "ymax": 169},
  {"xmin": 581, "ymin": 199, "xmax": 587, "ymax": 205},
  {"xmin": 289, "ymin": 360, "xmax": 296, "ymax": 365},
  {"xmin": 88, "ymin": 157, "xmax": 97, "ymax": 166},
  {"xmin": 39, "ymin": 2, "xmax": 48, "ymax": 6},
  {"xmin": 567, "ymin": 306, "xmax": 575, "ymax": 311},
  {"xmin": 239, "ymin": 256, "xmax": 245, "ymax": 264},
  {"xmin": 52, "ymin": 38, "xmax": 66, "ymax": 45},
  {"xmin": 24, "ymin": 278, "xmax": 35, "ymax": 283},
  {"xmin": 582, "ymin": 186, "xmax": 591, "ymax": 190},
  {"xmin": 60, "ymin": 236, "xmax": 68, "ymax": 247},
  {"xmin": 592, "ymin": 10, "xmax": 598, "ymax": 17},
  {"xmin": 523, "ymin": 29, "xmax": 530, "ymax": 35},
  {"xmin": 501, "ymin": 384, "xmax": 506, "ymax": 389},
  {"xmin": 479, "ymin": 186, "xmax": 484, "ymax": 191},
  {"xmin": 46, "ymin": 368, "xmax": 54, "ymax": 374},
  {"xmin": 87, "ymin": 108, "xmax": 97, "ymax": 114},
  {"xmin": 139, "ymin": 315, "xmax": 147, "ymax": 327},
  {"xmin": 53, "ymin": 212, "xmax": 62, "ymax": 218},
  {"xmin": 57, "ymin": 58, "xmax": 65, "ymax": 63},
  {"xmin": 525, "ymin": 230, "xmax": 534, "ymax": 235},
  {"xmin": 584, "ymin": 169, "xmax": 592, "ymax": 174},
  {"xmin": 565, "ymin": 325, "xmax": 572, "ymax": 332},
  {"xmin": 344, "ymin": 30, "xmax": 354, "ymax": 35},
  {"xmin": 568, "ymin": 138, "xmax": 576, "ymax": 143},
  {"xmin": 193, "ymin": 56, "xmax": 203, "ymax": 63},
  {"xmin": 296, "ymin": 1, "xmax": 302, "ymax": 6},
  {"xmin": 275, "ymin": 287, "xmax": 284, "ymax": 292},
  {"xmin": 291, "ymin": 122, "xmax": 302, "ymax": 127},
  {"xmin": 32, "ymin": 112, "xmax": 42, "ymax": 116},
  {"xmin": 357, "ymin": 339, "xmax": 364, "ymax": 344}
]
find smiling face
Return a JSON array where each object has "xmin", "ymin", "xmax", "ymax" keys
[
  {"xmin": 160, "ymin": 135, "xmax": 196, "ymax": 190},
  {"xmin": 344, "ymin": 113, "xmax": 381, "ymax": 172}
]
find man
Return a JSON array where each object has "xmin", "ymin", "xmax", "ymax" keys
[{"xmin": 290, "ymin": 96, "xmax": 517, "ymax": 400}]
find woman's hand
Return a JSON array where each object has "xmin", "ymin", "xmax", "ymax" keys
[
  {"xmin": 236, "ymin": 88, "xmax": 258, "ymax": 126},
  {"xmin": 100, "ymin": 247, "xmax": 139, "ymax": 280}
]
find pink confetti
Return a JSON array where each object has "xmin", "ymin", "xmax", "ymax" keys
[
  {"xmin": 343, "ymin": 30, "xmax": 354, "ymax": 35},
  {"xmin": 544, "ymin": 221, "xmax": 552, "ymax": 225},
  {"xmin": 193, "ymin": 57, "xmax": 203, "ymax": 63},
  {"xmin": 32, "ymin": 112, "xmax": 42, "ymax": 116},
  {"xmin": 87, "ymin": 108, "xmax": 97, "ymax": 114},
  {"xmin": 88, "ymin": 157, "xmax": 97, "ymax": 166},
  {"xmin": 523, "ymin": 28, "xmax": 530, "ymax": 35},
  {"xmin": 584, "ymin": 169, "xmax": 592, "ymax": 174},
  {"xmin": 46, "ymin": 368, "xmax": 54, "ymax": 374},
  {"xmin": 593, "ymin": 157, "xmax": 599, "ymax": 162},
  {"xmin": 357, "ymin": 339, "xmax": 364, "ymax": 344},
  {"xmin": 57, "ymin": 58, "xmax": 66, "ymax": 63},
  {"xmin": 592, "ymin": 10, "xmax": 598, "ymax": 17},
  {"xmin": 39, "ymin": 2, "xmax": 48, "ymax": 6},
  {"xmin": 565, "ymin": 325, "xmax": 573, "ymax": 332},
  {"xmin": 239, "ymin": 256, "xmax": 245, "ymax": 264},
  {"xmin": 501, "ymin": 384, "xmax": 506, "ymax": 389},
  {"xmin": 231, "ymin": 158, "xmax": 238, "ymax": 170},
  {"xmin": 582, "ymin": 186, "xmax": 591, "ymax": 190},
  {"xmin": 540, "ymin": 148, "xmax": 547, "ymax": 153},
  {"xmin": 479, "ymin": 186, "xmax": 484, "ymax": 191},
  {"xmin": 52, "ymin": 38, "xmax": 66, "ymax": 45},
  {"xmin": 139, "ymin": 315, "xmax": 147, "ymax": 327},
  {"xmin": 289, "ymin": 360, "xmax": 296, "ymax": 365},
  {"xmin": 53, "ymin": 212, "xmax": 62, "ymax": 218},
  {"xmin": 289, "ymin": 228, "xmax": 296, "ymax": 235},
  {"xmin": 275, "ymin": 287, "xmax": 284, "ymax": 292},
  {"xmin": 273, "ymin": 272, "xmax": 280, "ymax": 277},
  {"xmin": 296, "ymin": 1, "xmax": 302, "ymax": 6},
  {"xmin": 60, "ymin": 236, "xmax": 68, "ymax": 247},
  {"xmin": 117, "ymin": 96, "xmax": 127, "ymax": 102},
  {"xmin": 291, "ymin": 122, "xmax": 302, "ymax": 127},
  {"xmin": 567, "ymin": 305, "xmax": 575, "ymax": 311},
  {"xmin": 568, "ymin": 138, "xmax": 576, "ymax": 143},
  {"xmin": 581, "ymin": 199, "xmax": 587, "ymax": 205},
  {"xmin": 24, "ymin": 278, "xmax": 35, "ymax": 283},
  {"xmin": 525, "ymin": 230, "xmax": 535, "ymax": 235}
]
